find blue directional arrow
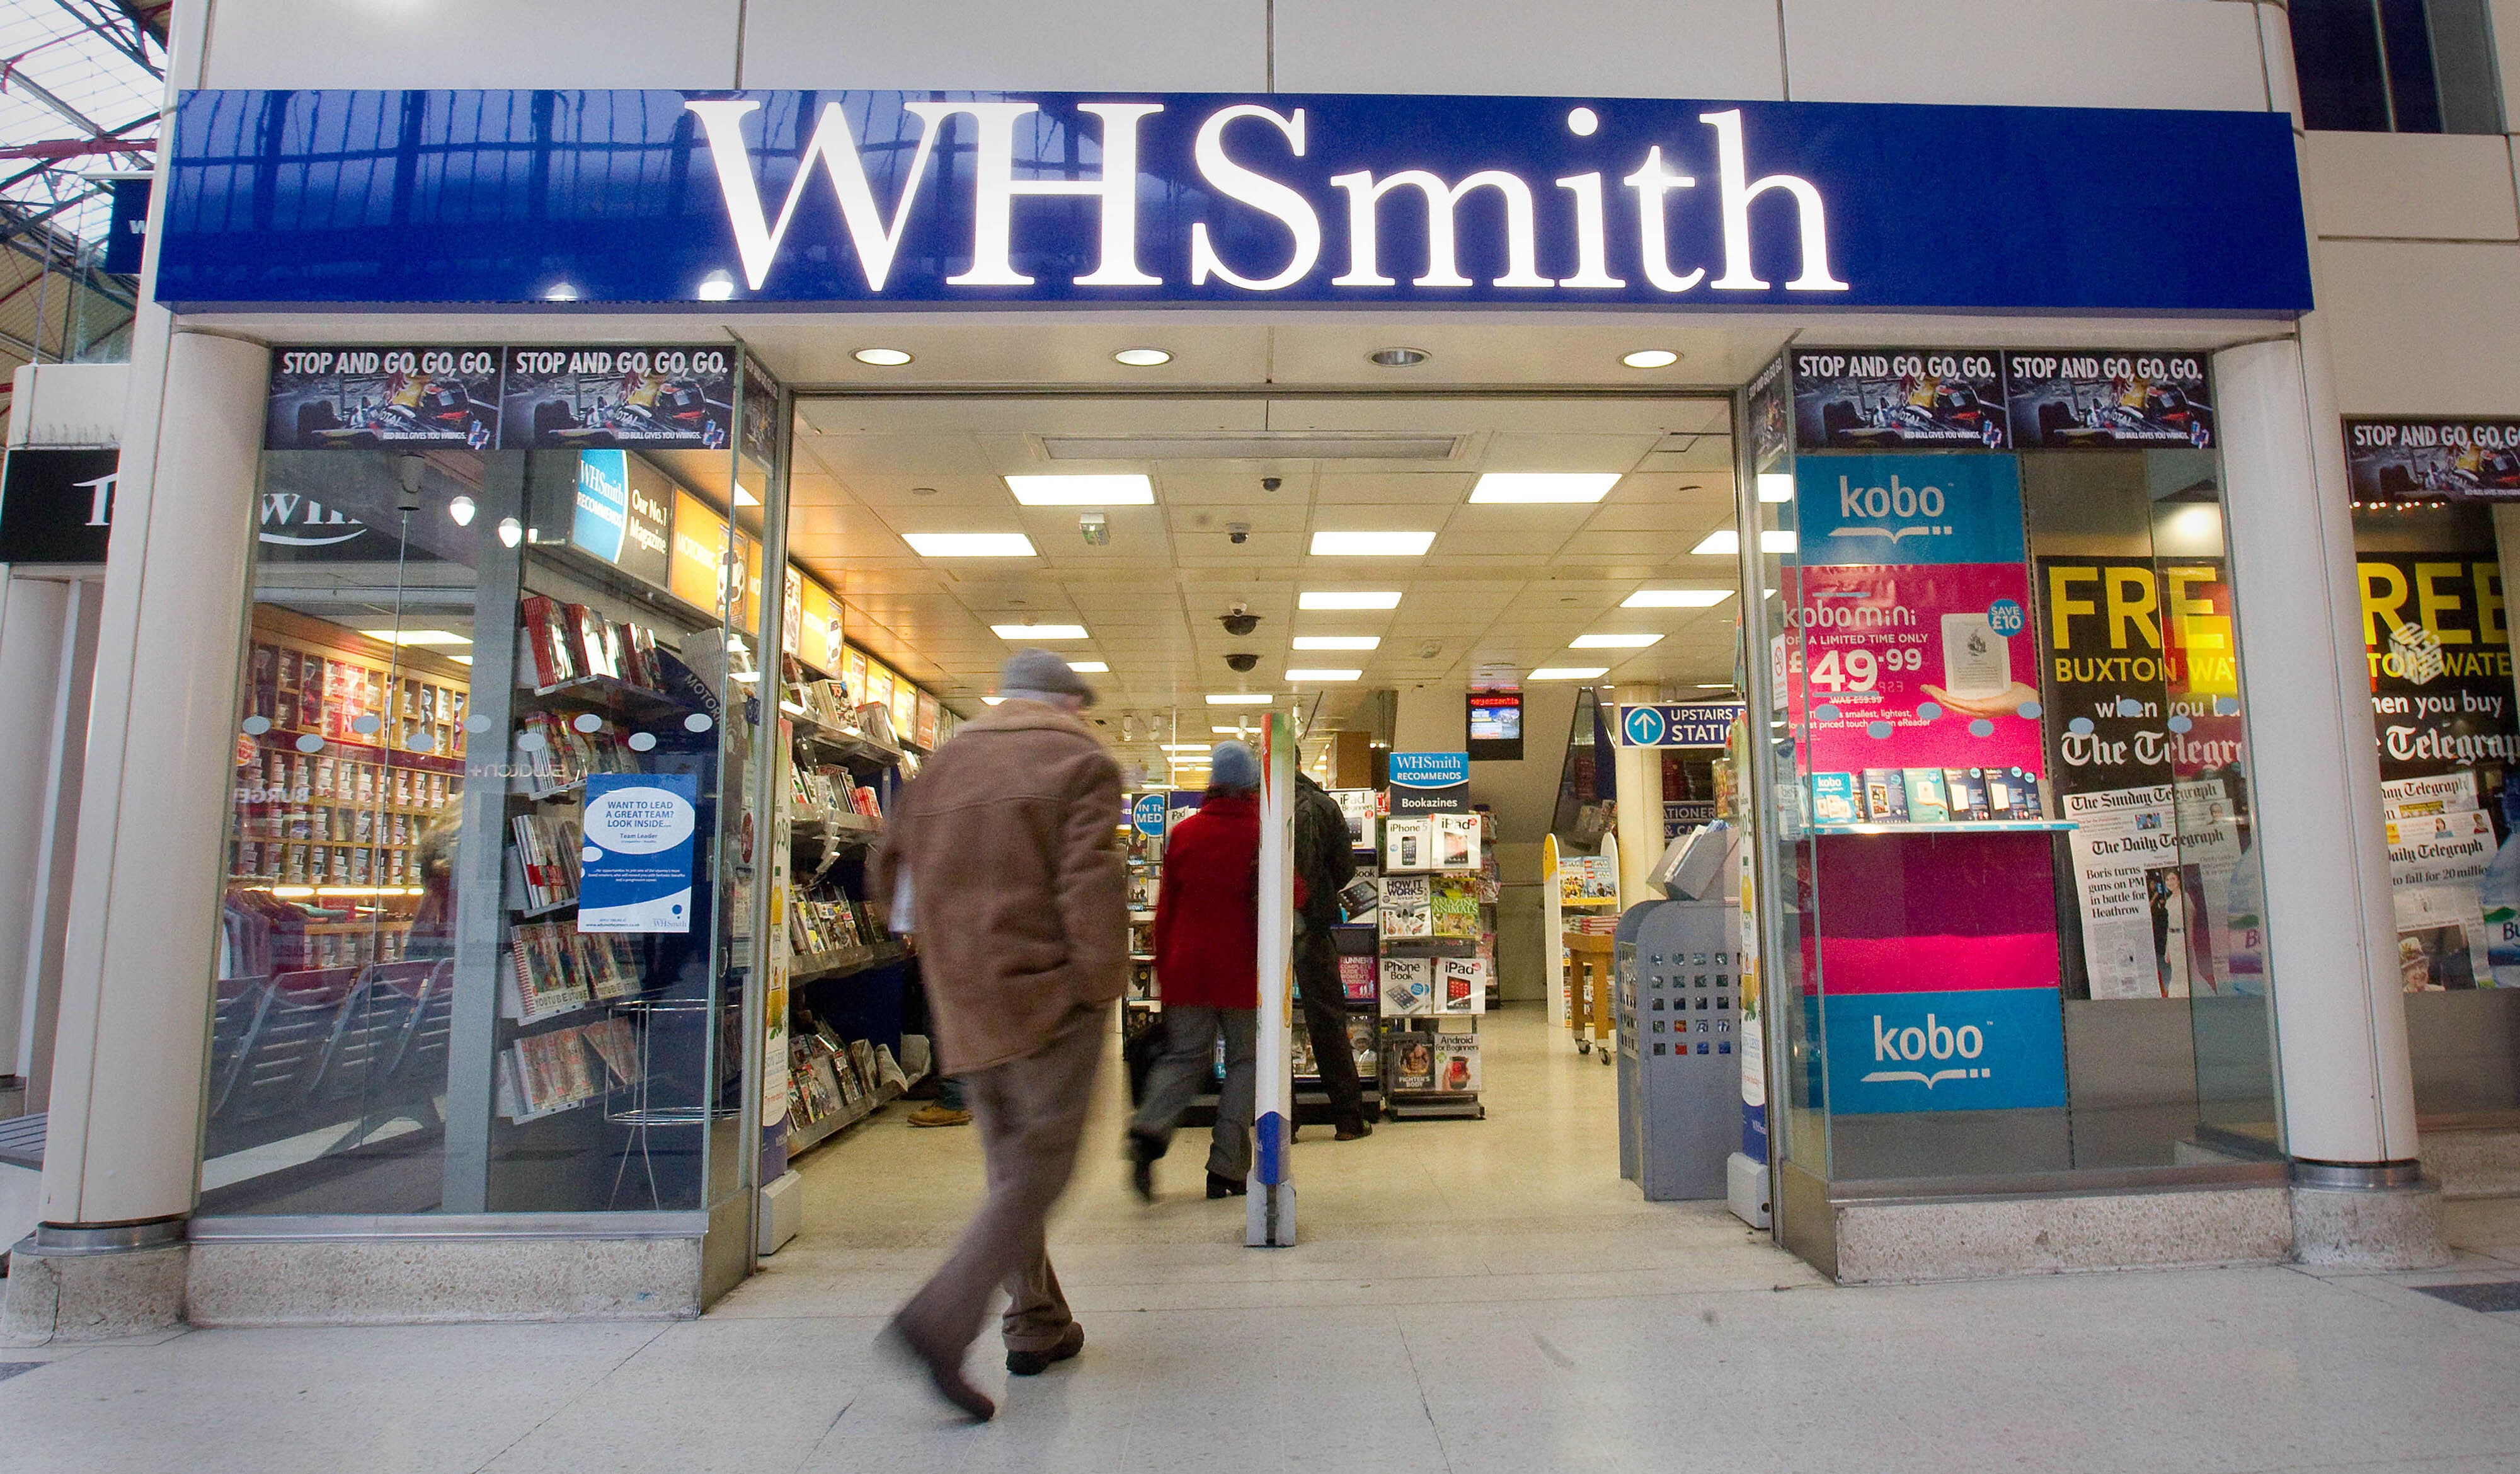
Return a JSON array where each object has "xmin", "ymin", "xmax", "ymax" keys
[{"xmin": 1624, "ymin": 705, "xmax": 1666, "ymax": 746}]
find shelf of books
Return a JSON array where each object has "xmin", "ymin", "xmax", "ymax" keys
[
  {"xmin": 772, "ymin": 648, "xmax": 948, "ymax": 1166},
  {"xmin": 226, "ymin": 608, "xmax": 471, "ymax": 974},
  {"xmin": 1373, "ymin": 809, "xmax": 1494, "ymax": 1121}
]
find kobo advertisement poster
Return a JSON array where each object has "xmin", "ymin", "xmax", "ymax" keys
[{"xmin": 1787, "ymin": 451, "xmax": 2068, "ymax": 1115}]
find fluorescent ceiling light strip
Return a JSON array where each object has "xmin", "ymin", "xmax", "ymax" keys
[
  {"xmin": 1621, "ymin": 589, "xmax": 1731, "ymax": 608},
  {"xmin": 1690, "ymin": 530, "xmax": 1797, "ymax": 555},
  {"xmin": 1005, "ymin": 474, "xmax": 1154, "ymax": 505},
  {"xmin": 1068, "ymin": 660, "xmax": 1110, "ymax": 673},
  {"xmin": 1467, "ymin": 473, "xmax": 1620, "ymax": 504},
  {"xmin": 357, "ymin": 629, "xmax": 471, "ymax": 646},
  {"xmin": 1757, "ymin": 472, "xmax": 1795, "ymax": 504},
  {"xmin": 1206, "ymin": 693, "xmax": 1273, "ymax": 705},
  {"xmin": 1298, "ymin": 591, "xmax": 1403, "ymax": 610},
  {"xmin": 905, "ymin": 532, "xmax": 1037, "ymax": 557},
  {"xmin": 1310, "ymin": 530, "xmax": 1434, "ymax": 556},
  {"xmin": 1527, "ymin": 666, "xmax": 1609, "ymax": 680},
  {"xmin": 990, "ymin": 624, "xmax": 1088, "ymax": 640},
  {"xmin": 1292, "ymin": 635, "xmax": 1381, "ymax": 650},
  {"xmin": 1570, "ymin": 633, "xmax": 1663, "ymax": 649},
  {"xmin": 1285, "ymin": 669, "xmax": 1361, "ymax": 682}
]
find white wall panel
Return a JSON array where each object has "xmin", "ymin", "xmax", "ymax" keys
[
  {"xmin": 1273, "ymin": 0, "xmax": 1784, "ymax": 99},
  {"xmin": 2305, "ymin": 133, "xmax": 2519, "ymax": 241},
  {"xmin": 742, "ymin": 0, "xmax": 1265, "ymax": 89},
  {"xmin": 1782, "ymin": 0, "xmax": 2268, "ymax": 111},
  {"xmin": 2317, "ymin": 240, "xmax": 2520, "ymax": 412},
  {"xmin": 200, "ymin": 0, "xmax": 743, "ymax": 89}
]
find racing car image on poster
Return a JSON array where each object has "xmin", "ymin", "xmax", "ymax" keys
[
  {"xmin": 2345, "ymin": 418, "xmax": 2520, "ymax": 504},
  {"xmin": 265, "ymin": 347, "xmax": 501, "ymax": 450},
  {"xmin": 1792, "ymin": 350, "xmax": 2008, "ymax": 451},
  {"xmin": 2007, "ymin": 353, "xmax": 2214, "ymax": 449},
  {"xmin": 500, "ymin": 347, "xmax": 736, "ymax": 451}
]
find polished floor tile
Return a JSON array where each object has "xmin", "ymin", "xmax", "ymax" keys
[{"xmin": 9, "ymin": 1005, "xmax": 2520, "ymax": 1472}]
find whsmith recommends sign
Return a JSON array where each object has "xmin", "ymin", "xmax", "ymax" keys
[{"xmin": 159, "ymin": 91, "xmax": 2311, "ymax": 314}]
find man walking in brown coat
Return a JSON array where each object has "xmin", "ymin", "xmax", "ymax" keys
[{"xmin": 869, "ymin": 648, "xmax": 1126, "ymax": 1420}]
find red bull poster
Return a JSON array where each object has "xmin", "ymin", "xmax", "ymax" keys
[
  {"xmin": 2006, "ymin": 352, "xmax": 2215, "ymax": 449},
  {"xmin": 265, "ymin": 346, "xmax": 501, "ymax": 449},
  {"xmin": 2345, "ymin": 418, "xmax": 2520, "ymax": 502},
  {"xmin": 498, "ymin": 346, "xmax": 736, "ymax": 451},
  {"xmin": 1791, "ymin": 348, "xmax": 2008, "ymax": 451}
]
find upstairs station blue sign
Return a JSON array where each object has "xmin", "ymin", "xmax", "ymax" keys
[{"xmin": 156, "ymin": 91, "xmax": 2311, "ymax": 315}]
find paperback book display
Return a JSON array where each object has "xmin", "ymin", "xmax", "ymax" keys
[{"xmin": 1374, "ymin": 774, "xmax": 1495, "ymax": 1121}]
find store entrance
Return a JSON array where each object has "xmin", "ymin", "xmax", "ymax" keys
[{"xmin": 753, "ymin": 366, "xmax": 1765, "ymax": 1275}]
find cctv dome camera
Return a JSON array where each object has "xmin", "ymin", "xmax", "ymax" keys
[
  {"xmin": 1227, "ymin": 521, "xmax": 1251, "ymax": 545},
  {"xmin": 1225, "ymin": 652, "xmax": 1259, "ymax": 672},
  {"xmin": 1220, "ymin": 609, "xmax": 1260, "ymax": 636}
]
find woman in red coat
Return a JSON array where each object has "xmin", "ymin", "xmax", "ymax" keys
[{"xmin": 1127, "ymin": 741, "xmax": 1261, "ymax": 1201}]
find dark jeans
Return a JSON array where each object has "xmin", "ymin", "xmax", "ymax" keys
[{"xmin": 1296, "ymin": 932, "xmax": 1367, "ymax": 1132}]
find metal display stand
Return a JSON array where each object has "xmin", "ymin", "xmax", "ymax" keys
[{"xmin": 1614, "ymin": 899, "xmax": 1743, "ymax": 1201}]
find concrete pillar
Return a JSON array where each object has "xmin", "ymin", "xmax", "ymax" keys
[
  {"xmin": 0, "ymin": 577, "xmax": 67, "ymax": 1085},
  {"xmin": 0, "ymin": 579, "xmax": 100, "ymax": 1110},
  {"xmin": 4, "ymin": 326, "xmax": 266, "ymax": 1338},
  {"xmin": 1610, "ymin": 682, "xmax": 1664, "ymax": 904},
  {"xmin": 2216, "ymin": 332, "xmax": 2445, "ymax": 1267}
]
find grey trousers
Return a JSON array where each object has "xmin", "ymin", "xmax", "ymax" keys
[
  {"xmin": 1129, "ymin": 1004, "xmax": 1257, "ymax": 1180},
  {"xmin": 895, "ymin": 1002, "xmax": 1104, "ymax": 1356}
]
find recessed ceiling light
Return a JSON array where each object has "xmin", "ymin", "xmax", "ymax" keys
[
  {"xmin": 1113, "ymin": 347, "xmax": 1172, "ymax": 366},
  {"xmin": 697, "ymin": 272, "xmax": 736, "ymax": 302},
  {"xmin": 1622, "ymin": 589, "xmax": 1732, "ymax": 607},
  {"xmin": 358, "ymin": 628, "xmax": 471, "ymax": 647},
  {"xmin": 1757, "ymin": 472, "xmax": 1795, "ymax": 503},
  {"xmin": 544, "ymin": 282, "xmax": 580, "ymax": 301},
  {"xmin": 1299, "ymin": 591, "xmax": 1403, "ymax": 610},
  {"xmin": 1005, "ymin": 474, "xmax": 1154, "ymax": 505},
  {"xmin": 1621, "ymin": 348, "xmax": 1681, "ymax": 369},
  {"xmin": 1069, "ymin": 660, "xmax": 1110, "ymax": 673},
  {"xmin": 1468, "ymin": 473, "xmax": 1621, "ymax": 504},
  {"xmin": 1691, "ymin": 529, "xmax": 1797, "ymax": 555},
  {"xmin": 1292, "ymin": 635, "xmax": 1381, "ymax": 650},
  {"xmin": 903, "ymin": 532, "xmax": 1036, "ymax": 557},
  {"xmin": 1368, "ymin": 347, "xmax": 1431, "ymax": 367},
  {"xmin": 1206, "ymin": 693, "xmax": 1273, "ymax": 705},
  {"xmin": 982, "ymin": 696, "xmax": 1007, "ymax": 705},
  {"xmin": 733, "ymin": 482, "xmax": 762, "ymax": 508},
  {"xmin": 1528, "ymin": 666, "xmax": 1610, "ymax": 680},
  {"xmin": 990, "ymin": 623, "xmax": 1088, "ymax": 640},
  {"xmin": 853, "ymin": 347, "xmax": 914, "ymax": 366},
  {"xmin": 1310, "ymin": 530, "xmax": 1435, "ymax": 556},
  {"xmin": 1285, "ymin": 668, "xmax": 1362, "ymax": 682},
  {"xmin": 1571, "ymin": 633, "xmax": 1664, "ymax": 649},
  {"xmin": 910, "ymin": 486, "xmax": 940, "ymax": 497}
]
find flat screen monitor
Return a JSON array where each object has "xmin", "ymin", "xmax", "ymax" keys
[{"xmin": 1467, "ymin": 689, "xmax": 1523, "ymax": 761}]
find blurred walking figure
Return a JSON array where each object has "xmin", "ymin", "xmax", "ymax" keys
[
  {"xmin": 1127, "ymin": 741, "xmax": 1263, "ymax": 1202},
  {"xmin": 869, "ymin": 649, "xmax": 1125, "ymax": 1421}
]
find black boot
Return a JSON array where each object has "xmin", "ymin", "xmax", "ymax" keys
[
  {"xmin": 1126, "ymin": 1129, "xmax": 1164, "ymax": 1202},
  {"xmin": 1206, "ymin": 1171, "xmax": 1248, "ymax": 1199}
]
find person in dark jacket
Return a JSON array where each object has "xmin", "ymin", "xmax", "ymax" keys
[
  {"xmin": 1127, "ymin": 741, "xmax": 1263, "ymax": 1201},
  {"xmin": 1292, "ymin": 766, "xmax": 1372, "ymax": 1139}
]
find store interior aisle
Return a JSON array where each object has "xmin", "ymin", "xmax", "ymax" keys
[{"xmin": 731, "ymin": 1003, "xmax": 1813, "ymax": 1321}]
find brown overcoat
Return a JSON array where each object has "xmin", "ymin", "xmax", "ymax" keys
[{"xmin": 868, "ymin": 698, "xmax": 1126, "ymax": 1073}]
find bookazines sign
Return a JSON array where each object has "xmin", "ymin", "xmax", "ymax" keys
[{"xmin": 158, "ymin": 91, "xmax": 2311, "ymax": 314}]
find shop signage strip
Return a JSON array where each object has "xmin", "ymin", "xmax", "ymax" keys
[
  {"xmin": 162, "ymin": 91, "xmax": 2310, "ymax": 315},
  {"xmin": 1612, "ymin": 702, "xmax": 1743, "ymax": 747}
]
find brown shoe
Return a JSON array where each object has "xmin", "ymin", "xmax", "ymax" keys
[
  {"xmin": 879, "ymin": 1318, "xmax": 995, "ymax": 1421},
  {"xmin": 1005, "ymin": 1320, "xmax": 1084, "ymax": 1376},
  {"xmin": 907, "ymin": 1103, "xmax": 971, "ymax": 1127},
  {"xmin": 1335, "ymin": 1122, "xmax": 1373, "ymax": 1141}
]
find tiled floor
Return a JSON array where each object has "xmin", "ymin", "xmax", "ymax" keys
[{"xmin": 8, "ymin": 1006, "xmax": 2520, "ymax": 1473}]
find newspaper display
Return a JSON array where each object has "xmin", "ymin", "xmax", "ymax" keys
[
  {"xmin": 2063, "ymin": 778, "xmax": 2243, "ymax": 999},
  {"xmin": 2381, "ymin": 772, "xmax": 2498, "ymax": 990}
]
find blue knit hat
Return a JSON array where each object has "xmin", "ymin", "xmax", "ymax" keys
[{"xmin": 1208, "ymin": 740, "xmax": 1261, "ymax": 792}]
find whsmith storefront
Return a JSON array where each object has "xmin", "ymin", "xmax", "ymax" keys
[{"xmin": 2, "ymin": 55, "xmax": 2465, "ymax": 1332}]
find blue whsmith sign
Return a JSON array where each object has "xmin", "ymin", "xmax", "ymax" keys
[{"xmin": 156, "ymin": 91, "xmax": 2311, "ymax": 314}]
